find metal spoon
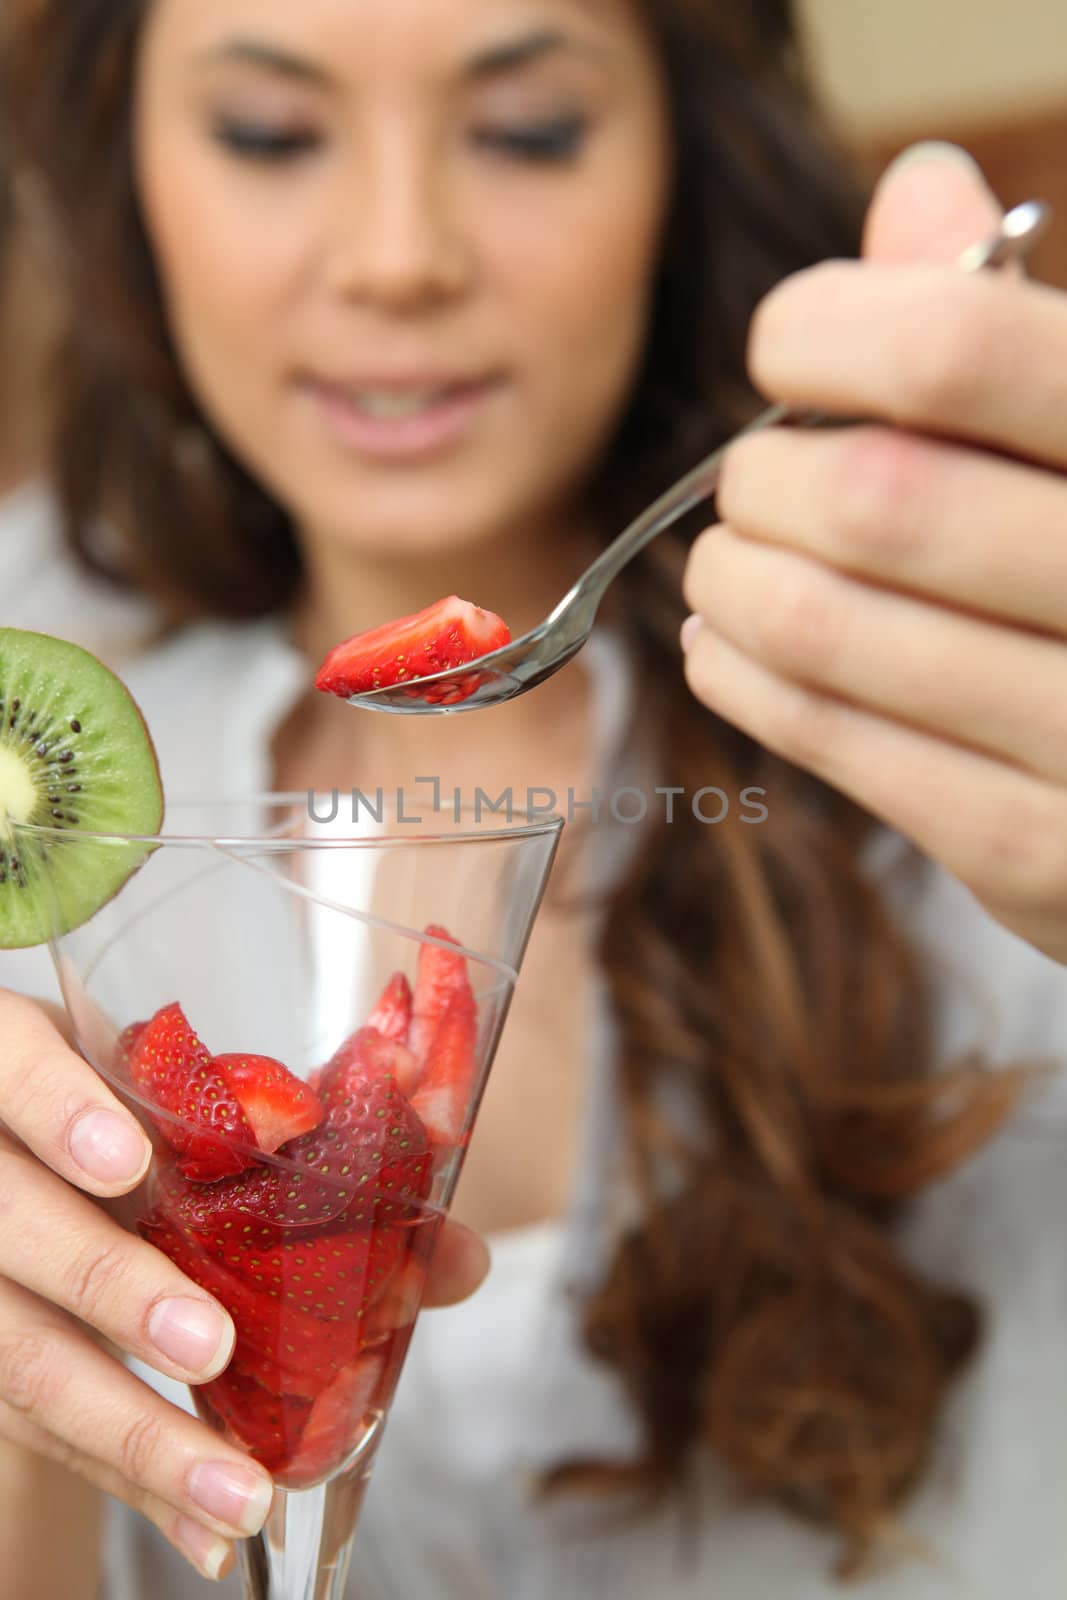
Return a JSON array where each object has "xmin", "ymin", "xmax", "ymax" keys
[{"xmin": 345, "ymin": 199, "xmax": 1051, "ymax": 716}]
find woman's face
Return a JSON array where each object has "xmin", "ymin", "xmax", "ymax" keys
[{"xmin": 135, "ymin": 0, "xmax": 671, "ymax": 562}]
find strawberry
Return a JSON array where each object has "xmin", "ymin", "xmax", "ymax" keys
[
  {"xmin": 315, "ymin": 595, "xmax": 511, "ymax": 700},
  {"xmin": 213, "ymin": 1053, "xmax": 323, "ymax": 1154},
  {"xmin": 367, "ymin": 973, "xmax": 412, "ymax": 1043},
  {"xmin": 284, "ymin": 1356, "xmax": 385, "ymax": 1487},
  {"xmin": 409, "ymin": 992, "xmax": 479, "ymax": 1149},
  {"xmin": 115, "ymin": 1020, "xmax": 147, "ymax": 1065},
  {"xmin": 408, "ymin": 926, "xmax": 477, "ymax": 1067},
  {"xmin": 211, "ymin": 1223, "xmax": 405, "ymax": 1324},
  {"xmin": 153, "ymin": 1130, "xmax": 369, "ymax": 1236},
  {"xmin": 315, "ymin": 1033, "xmax": 433, "ymax": 1213},
  {"xmin": 141, "ymin": 1213, "xmax": 380, "ymax": 1395},
  {"xmin": 129, "ymin": 1003, "xmax": 255, "ymax": 1180},
  {"xmin": 199, "ymin": 1363, "xmax": 312, "ymax": 1474},
  {"xmin": 321, "ymin": 1022, "xmax": 420, "ymax": 1098},
  {"xmin": 153, "ymin": 1052, "xmax": 432, "ymax": 1238}
]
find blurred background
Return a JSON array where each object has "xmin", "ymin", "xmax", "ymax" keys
[{"xmin": 801, "ymin": 0, "xmax": 1067, "ymax": 285}]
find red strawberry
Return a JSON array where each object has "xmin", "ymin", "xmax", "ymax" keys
[
  {"xmin": 284, "ymin": 1356, "xmax": 385, "ymax": 1487},
  {"xmin": 213, "ymin": 1053, "xmax": 323, "ymax": 1154},
  {"xmin": 198, "ymin": 1362, "xmax": 311, "ymax": 1474},
  {"xmin": 213, "ymin": 1224, "xmax": 405, "ymax": 1324},
  {"xmin": 315, "ymin": 595, "xmax": 511, "ymax": 700},
  {"xmin": 153, "ymin": 1130, "xmax": 370, "ymax": 1237},
  {"xmin": 409, "ymin": 992, "xmax": 479, "ymax": 1149},
  {"xmin": 115, "ymin": 1020, "xmax": 148, "ymax": 1065},
  {"xmin": 154, "ymin": 1059, "xmax": 431, "ymax": 1238},
  {"xmin": 367, "ymin": 973, "xmax": 412, "ymax": 1043},
  {"xmin": 408, "ymin": 926, "xmax": 477, "ymax": 1067},
  {"xmin": 315, "ymin": 1034, "xmax": 433, "ymax": 1214},
  {"xmin": 321, "ymin": 1023, "xmax": 420, "ymax": 1098},
  {"xmin": 141, "ymin": 1213, "xmax": 371, "ymax": 1395},
  {"xmin": 129, "ymin": 1003, "xmax": 255, "ymax": 1180}
]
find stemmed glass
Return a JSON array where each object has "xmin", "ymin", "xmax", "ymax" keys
[{"xmin": 27, "ymin": 794, "xmax": 561, "ymax": 1600}]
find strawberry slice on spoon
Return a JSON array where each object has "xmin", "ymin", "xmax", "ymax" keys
[{"xmin": 315, "ymin": 594, "xmax": 510, "ymax": 703}]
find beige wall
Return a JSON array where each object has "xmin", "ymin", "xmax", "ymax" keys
[{"xmin": 800, "ymin": 0, "xmax": 1067, "ymax": 136}]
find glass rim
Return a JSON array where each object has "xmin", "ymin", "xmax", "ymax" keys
[{"xmin": 10, "ymin": 790, "xmax": 566, "ymax": 850}]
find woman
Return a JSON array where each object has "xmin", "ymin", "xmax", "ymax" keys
[{"xmin": 2, "ymin": 0, "xmax": 1067, "ymax": 1594}]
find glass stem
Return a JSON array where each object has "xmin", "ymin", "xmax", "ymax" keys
[{"xmin": 238, "ymin": 1445, "xmax": 380, "ymax": 1600}]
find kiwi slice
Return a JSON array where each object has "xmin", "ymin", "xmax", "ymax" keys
[{"xmin": 0, "ymin": 628, "xmax": 163, "ymax": 948}]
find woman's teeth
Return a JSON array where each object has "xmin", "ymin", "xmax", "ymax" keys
[{"xmin": 346, "ymin": 388, "xmax": 453, "ymax": 419}]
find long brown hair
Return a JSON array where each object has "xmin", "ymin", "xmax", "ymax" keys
[{"xmin": 4, "ymin": 0, "xmax": 1028, "ymax": 1576}]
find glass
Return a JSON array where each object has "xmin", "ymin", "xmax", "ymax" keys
[{"xmin": 26, "ymin": 795, "xmax": 561, "ymax": 1600}]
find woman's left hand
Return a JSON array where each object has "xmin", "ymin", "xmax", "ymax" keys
[{"xmin": 682, "ymin": 142, "xmax": 1067, "ymax": 965}]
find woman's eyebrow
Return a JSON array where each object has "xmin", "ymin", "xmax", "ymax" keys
[
  {"xmin": 192, "ymin": 27, "xmax": 608, "ymax": 86},
  {"xmin": 193, "ymin": 37, "xmax": 333, "ymax": 86},
  {"xmin": 464, "ymin": 27, "xmax": 610, "ymax": 78}
]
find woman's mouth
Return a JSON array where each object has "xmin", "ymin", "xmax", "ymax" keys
[{"xmin": 300, "ymin": 375, "xmax": 503, "ymax": 462}]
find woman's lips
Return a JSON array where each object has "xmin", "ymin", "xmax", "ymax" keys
[{"xmin": 301, "ymin": 375, "xmax": 502, "ymax": 462}]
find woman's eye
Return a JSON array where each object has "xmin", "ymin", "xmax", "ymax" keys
[
  {"xmin": 474, "ymin": 116, "xmax": 590, "ymax": 164},
  {"xmin": 213, "ymin": 122, "xmax": 321, "ymax": 162}
]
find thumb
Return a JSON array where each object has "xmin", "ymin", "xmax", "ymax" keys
[{"xmin": 863, "ymin": 141, "xmax": 1004, "ymax": 267}]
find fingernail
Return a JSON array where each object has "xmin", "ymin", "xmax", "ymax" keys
[
  {"xmin": 680, "ymin": 614, "xmax": 703, "ymax": 654},
  {"xmin": 188, "ymin": 1460, "xmax": 274, "ymax": 1537},
  {"xmin": 172, "ymin": 1515, "xmax": 233, "ymax": 1582},
  {"xmin": 69, "ymin": 1109, "xmax": 151, "ymax": 1185},
  {"xmin": 884, "ymin": 140, "xmax": 982, "ymax": 179},
  {"xmin": 148, "ymin": 1297, "xmax": 234, "ymax": 1377}
]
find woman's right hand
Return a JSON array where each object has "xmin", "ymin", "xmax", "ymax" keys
[{"xmin": 0, "ymin": 989, "xmax": 490, "ymax": 1584}]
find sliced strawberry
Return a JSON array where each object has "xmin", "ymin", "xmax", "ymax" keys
[
  {"xmin": 154, "ymin": 1057, "xmax": 431, "ymax": 1238},
  {"xmin": 141, "ymin": 1214, "xmax": 371, "ymax": 1395},
  {"xmin": 115, "ymin": 1020, "xmax": 148, "ymax": 1065},
  {"xmin": 409, "ymin": 992, "xmax": 479, "ymax": 1149},
  {"xmin": 321, "ymin": 1023, "xmax": 420, "ymax": 1098},
  {"xmin": 128, "ymin": 1003, "xmax": 255, "ymax": 1180},
  {"xmin": 315, "ymin": 595, "xmax": 511, "ymax": 699},
  {"xmin": 364, "ymin": 1256, "xmax": 426, "ymax": 1340},
  {"xmin": 315, "ymin": 1033, "xmax": 433, "ymax": 1214},
  {"xmin": 284, "ymin": 1356, "xmax": 385, "ymax": 1487},
  {"xmin": 408, "ymin": 926, "xmax": 477, "ymax": 1067},
  {"xmin": 367, "ymin": 973, "xmax": 412, "ymax": 1044},
  {"xmin": 213, "ymin": 1223, "xmax": 405, "ymax": 1323},
  {"xmin": 198, "ymin": 1363, "xmax": 312, "ymax": 1474},
  {"xmin": 213, "ymin": 1053, "xmax": 323, "ymax": 1154}
]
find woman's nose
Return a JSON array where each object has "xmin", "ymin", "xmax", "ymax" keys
[{"xmin": 324, "ymin": 139, "xmax": 475, "ymax": 312}]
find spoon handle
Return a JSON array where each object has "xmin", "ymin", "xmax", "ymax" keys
[{"xmin": 568, "ymin": 199, "xmax": 1051, "ymax": 609}]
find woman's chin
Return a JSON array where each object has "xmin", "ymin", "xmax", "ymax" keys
[{"xmin": 295, "ymin": 496, "xmax": 520, "ymax": 571}]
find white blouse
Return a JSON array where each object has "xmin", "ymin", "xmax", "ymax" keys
[{"xmin": 2, "ymin": 494, "xmax": 1066, "ymax": 1599}]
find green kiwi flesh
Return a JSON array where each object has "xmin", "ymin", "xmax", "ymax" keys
[{"xmin": 0, "ymin": 628, "xmax": 163, "ymax": 948}]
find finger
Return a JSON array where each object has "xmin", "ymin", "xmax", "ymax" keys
[
  {"xmin": 0, "ymin": 1278, "xmax": 273, "ymax": 1544},
  {"xmin": 420, "ymin": 1220, "xmax": 490, "ymax": 1308},
  {"xmin": 682, "ymin": 623, "xmax": 1067, "ymax": 958},
  {"xmin": 0, "ymin": 989, "xmax": 152, "ymax": 1196},
  {"xmin": 862, "ymin": 143, "xmax": 1003, "ymax": 265},
  {"xmin": 685, "ymin": 520, "xmax": 1067, "ymax": 785},
  {"xmin": 717, "ymin": 424, "xmax": 1067, "ymax": 636},
  {"xmin": 747, "ymin": 263, "xmax": 1067, "ymax": 471},
  {"xmin": 0, "ymin": 1401, "xmax": 236, "ymax": 1583},
  {"xmin": 0, "ymin": 1131, "xmax": 236, "ymax": 1383}
]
